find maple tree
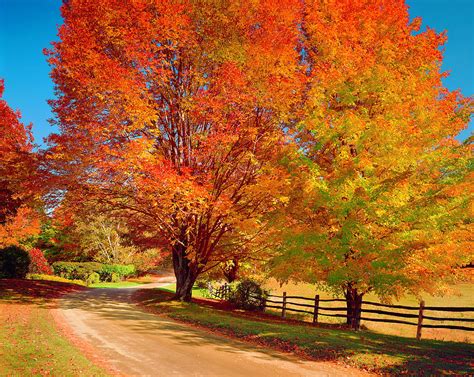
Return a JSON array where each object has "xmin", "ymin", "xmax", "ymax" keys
[
  {"xmin": 45, "ymin": 0, "xmax": 303, "ymax": 300},
  {"xmin": 271, "ymin": 0, "xmax": 473, "ymax": 327},
  {"xmin": 28, "ymin": 247, "xmax": 53, "ymax": 275},
  {"xmin": 0, "ymin": 80, "xmax": 41, "ymax": 247}
]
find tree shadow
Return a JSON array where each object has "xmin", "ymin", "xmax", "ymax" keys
[
  {"xmin": 58, "ymin": 287, "xmax": 313, "ymax": 366},
  {"xmin": 0, "ymin": 278, "xmax": 86, "ymax": 307},
  {"xmin": 132, "ymin": 288, "xmax": 474, "ymax": 376}
]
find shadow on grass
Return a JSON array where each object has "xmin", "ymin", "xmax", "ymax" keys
[
  {"xmin": 133, "ymin": 288, "xmax": 474, "ymax": 376},
  {"xmin": 0, "ymin": 278, "xmax": 87, "ymax": 307},
  {"xmin": 2, "ymin": 279, "xmax": 472, "ymax": 375}
]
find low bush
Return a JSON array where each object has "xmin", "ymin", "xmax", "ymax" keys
[
  {"xmin": 52, "ymin": 261, "xmax": 103, "ymax": 281},
  {"xmin": 0, "ymin": 246, "xmax": 31, "ymax": 279},
  {"xmin": 99, "ymin": 264, "xmax": 135, "ymax": 282},
  {"xmin": 52, "ymin": 261, "xmax": 135, "ymax": 282},
  {"xmin": 195, "ymin": 279, "xmax": 210, "ymax": 289},
  {"xmin": 85, "ymin": 272, "xmax": 100, "ymax": 286},
  {"xmin": 229, "ymin": 280, "xmax": 268, "ymax": 311}
]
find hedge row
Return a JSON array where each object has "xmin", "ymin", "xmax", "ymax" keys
[{"xmin": 52, "ymin": 261, "xmax": 135, "ymax": 283}]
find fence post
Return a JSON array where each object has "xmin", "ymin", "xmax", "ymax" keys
[
  {"xmin": 313, "ymin": 294, "xmax": 319, "ymax": 324},
  {"xmin": 282, "ymin": 292, "xmax": 287, "ymax": 318},
  {"xmin": 356, "ymin": 299, "xmax": 362, "ymax": 331},
  {"xmin": 416, "ymin": 300, "xmax": 425, "ymax": 340},
  {"xmin": 351, "ymin": 297, "xmax": 357, "ymax": 330}
]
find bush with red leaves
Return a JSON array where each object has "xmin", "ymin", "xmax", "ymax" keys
[{"xmin": 28, "ymin": 248, "xmax": 53, "ymax": 275}]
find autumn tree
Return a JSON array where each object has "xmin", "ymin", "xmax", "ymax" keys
[
  {"xmin": 45, "ymin": 0, "xmax": 303, "ymax": 300},
  {"xmin": 0, "ymin": 80, "xmax": 41, "ymax": 247},
  {"xmin": 271, "ymin": 0, "xmax": 473, "ymax": 327}
]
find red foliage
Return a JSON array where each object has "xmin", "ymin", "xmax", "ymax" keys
[{"xmin": 28, "ymin": 248, "xmax": 53, "ymax": 275}]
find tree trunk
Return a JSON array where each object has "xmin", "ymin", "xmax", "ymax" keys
[
  {"xmin": 223, "ymin": 259, "xmax": 239, "ymax": 283},
  {"xmin": 344, "ymin": 284, "xmax": 364, "ymax": 330},
  {"xmin": 172, "ymin": 243, "xmax": 198, "ymax": 302}
]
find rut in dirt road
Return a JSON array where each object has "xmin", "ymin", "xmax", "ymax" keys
[{"xmin": 56, "ymin": 285, "xmax": 372, "ymax": 377}]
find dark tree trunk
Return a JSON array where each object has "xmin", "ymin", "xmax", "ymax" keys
[
  {"xmin": 172, "ymin": 243, "xmax": 198, "ymax": 302},
  {"xmin": 222, "ymin": 259, "xmax": 239, "ymax": 283},
  {"xmin": 344, "ymin": 284, "xmax": 364, "ymax": 330}
]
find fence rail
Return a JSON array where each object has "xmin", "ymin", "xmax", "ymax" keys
[
  {"xmin": 259, "ymin": 292, "xmax": 474, "ymax": 340},
  {"xmin": 208, "ymin": 283, "xmax": 231, "ymax": 300}
]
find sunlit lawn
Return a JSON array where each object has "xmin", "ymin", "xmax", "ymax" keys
[
  {"xmin": 159, "ymin": 283, "xmax": 207, "ymax": 298},
  {"xmin": 89, "ymin": 281, "xmax": 144, "ymax": 288},
  {"xmin": 264, "ymin": 278, "xmax": 474, "ymax": 342},
  {"xmin": 161, "ymin": 276, "xmax": 473, "ymax": 342}
]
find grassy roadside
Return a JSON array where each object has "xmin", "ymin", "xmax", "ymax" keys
[
  {"xmin": 0, "ymin": 279, "xmax": 110, "ymax": 376},
  {"xmin": 27, "ymin": 273, "xmax": 149, "ymax": 288},
  {"xmin": 89, "ymin": 281, "xmax": 144, "ymax": 288},
  {"xmin": 133, "ymin": 288, "xmax": 474, "ymax": 376}
]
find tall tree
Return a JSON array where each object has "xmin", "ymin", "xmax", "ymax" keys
[
  {"xmin": 0, "ymin": 80, "xmax": 40, "ymax": 247},
  {"xmin": 46, "ymin": 0, "xmax": 303, "ymax": 300},
  {"xmin": 271, "ymin": 0, "xmax": 473, "ymax": 327}
]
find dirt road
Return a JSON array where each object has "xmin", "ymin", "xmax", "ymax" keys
[{"xmin": 56, "ymin": 281, "xmax": 371, "ymax": 377}]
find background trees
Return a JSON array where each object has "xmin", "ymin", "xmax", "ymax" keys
[
  {"xmin": 45, "ymin": 0, "xmax": 303, "ymax": 300},
  {"xmin": 271, "ymin": 0, "xmax": 473, "ymax": 325}
]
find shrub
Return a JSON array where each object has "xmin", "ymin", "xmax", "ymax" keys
[
  {"xmin": 52, "ymin": 261, "xmax": 103, "ymax": 280},
  {"xmin": 99, "ymin": 264, "xmax": 135, "ymax": 282},
  {"xmin": 229, "ymin": 280, "xmax": 268, "ymax": 311},
  {"xmin": 85, "ymin": 272, "xmax": 100, "ymax": 286},
  {"xmin": 0, "ymin": 246, "xmax": 31, "ymax": 279},
  {"xmin": 52, "ymin": 261, "xmax": 135, "ymax": 282},
  {"xmin": 195, "ymin": 278, "xmax": 210, "ymax": 289},
  {"xmin": 28, "ymin": 248, "xmax": 53, "ymax": 275}
]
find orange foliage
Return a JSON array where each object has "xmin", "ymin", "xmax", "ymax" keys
[
  {"xmin": 0, "ymin": 80, "xmax": 40, "ymax": 247},
  {"xmin": 45, "ymin": 0, "xmax": 303, "ymax": 300}
]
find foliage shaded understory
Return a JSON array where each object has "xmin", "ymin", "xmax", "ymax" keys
[
  {"xmin": 0, "ymin": 279, "xmax": 108, "ymax": 376},
  {"xmin": 133, "ymin": 288, "xmax": 474, "ymax": 376}
]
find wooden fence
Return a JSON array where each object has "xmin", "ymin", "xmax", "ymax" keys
[
  {"xmin": 208, "ymin": 283, "xmax": 232, "ymax": 300},
  {"xmin": 262, "ymin": 292, "xmax": 474, "ymax": 340}
]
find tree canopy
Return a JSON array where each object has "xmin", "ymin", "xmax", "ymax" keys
[
  {"xmin": 270, "ymin": 0, "xmax": 473, "ymax": 323},
  {"xmin": 0, "ymin": 80, "xmax": 41, "ymax": 247}
]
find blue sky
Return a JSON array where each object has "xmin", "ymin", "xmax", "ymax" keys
[{"xmin": 0, "ymin": 0, "xmax": 473, "ymax": 146}]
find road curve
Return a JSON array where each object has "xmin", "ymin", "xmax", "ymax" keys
[{"xmin": 55, "ymin": 283, "xmax": 371, "ymax": 377}]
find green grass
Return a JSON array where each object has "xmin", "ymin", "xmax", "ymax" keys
[
  {"xmin": 27, "ymin": 273, "xmax": 148, "ymax": 289},
  {"xmin": 27, "ymin": 273, "xmax": 87, "ymax": 286},
  {"xmin": 0, "ymin": 308, "xmax": 109, "ymax": 376},
  {"xmin": 89, "ymin": 281, "xmax": 144, "ymax": 288},
  {"xmin": 0, "ymin": 279, "xmax": 109, "ymax": 376},
  {"xmin": 134, "ymin": 288, "xmax": 474, "ymax": 376},
  {"xmin": 159, "ymin": 283, "xmax": 207, "ymax": 298}
]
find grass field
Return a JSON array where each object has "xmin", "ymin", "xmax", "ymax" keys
[
  {"xmin": 160, "ymin": 276, "xmax": 474, "ymax": 342},
  {"xmin": 0, "ymin": 279, "xmax": 109, "ymax": 376},
  {"xmin": 134, "ymin": 288, "xmax": 474, "ymax": 375},
  {"xmin": 159, "ymin": 283, "xmax": 207, "ymax": 298},
  {"xmin": 263, "ymin": 279, "xmax": 474, "ymax": 342},
  {"xmin": 89, "ymin": 281, "xmax": 144, "ymax": 288},
  {"xmin": 27, "ymin": 273, "xmax": 152, "ymax": 289}
]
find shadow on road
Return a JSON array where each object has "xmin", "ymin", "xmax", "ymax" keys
[{"xmin": 58, "ymin": 287, "xmax": 302, "ymax": 364}]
